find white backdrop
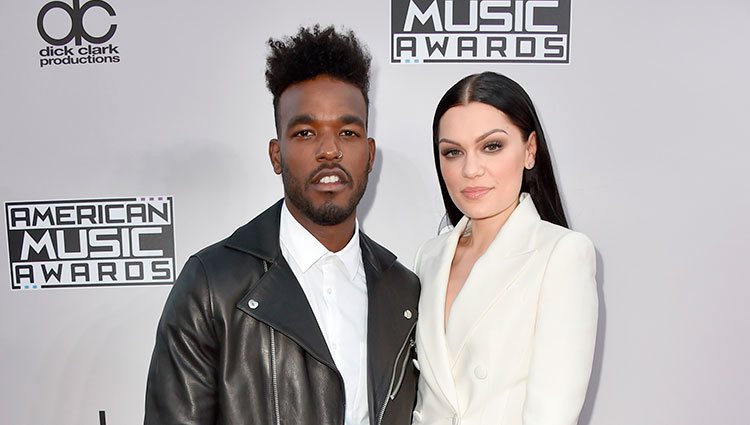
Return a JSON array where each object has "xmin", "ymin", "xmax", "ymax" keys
[{"xmin": 1, "ymin": 1, "xmax": 749, "ymax": 424}]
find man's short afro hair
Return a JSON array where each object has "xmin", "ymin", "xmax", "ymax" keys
[{"xmin": 265, "ymin": 25, "xmax": 372, "ymax": 110}]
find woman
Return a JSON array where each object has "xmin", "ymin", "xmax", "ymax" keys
[{"xmin": 413, "ymin": 72, "xmax": 598, "ymax": 425}]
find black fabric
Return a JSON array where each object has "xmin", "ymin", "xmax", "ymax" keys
[{"xmin": 144, "ymin": 200, "xmax": 420, "ymax": 425}]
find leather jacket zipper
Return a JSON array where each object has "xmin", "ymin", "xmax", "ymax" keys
[
  {"xmin": 377, "ymin": 322, "xmax": 417, "ymax": 425},
  {"xmin": 270, "ymin": 329, "xmax": 281, "ymax": 425},
  {"xmin": 264, "ymin": 260, "xmax": 282, "ymax": 425}
]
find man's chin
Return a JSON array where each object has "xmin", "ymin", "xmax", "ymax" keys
[
  {"xmin": 307, "ymin": 201, "xmax": 355, "ymax": 226},
  {"xmin": 286, "ymin": 196, "xmax": 355, "ymax": 226}
]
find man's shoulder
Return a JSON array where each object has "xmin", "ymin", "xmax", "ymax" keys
[
  {"xmin": 385, "ymin": 256, "xmax": 419, "ymax": 284},
  {"xmin": 193, "ymin": 200, "xmax": 283, "ymax": 264},
  {"xmin": 360, "ymin": 232, "xmax": 419, "ymax": 289},
  {"xmin": 191, "ymin": 234, "xmax": 242, "ymax": 265},
  {"xmin": 173, "ymin": 201, "xmax": 283, "ymax": 298}
]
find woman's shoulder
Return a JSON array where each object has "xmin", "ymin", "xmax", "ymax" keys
[
  {"xmin": 535, "ymin": 220, "xmax": 595, "ymax": 255},
  {"xmin": 413, "ymin": 230, "xmax": 456, "ymax": 273},
  {"xmin": 417, "ymin": 230, "xmax": 452, "ymax": 256}
]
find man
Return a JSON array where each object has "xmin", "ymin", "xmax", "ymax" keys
[{"xmin": 144, "ymin": 25, "xmax": 420, "ymax": 425}]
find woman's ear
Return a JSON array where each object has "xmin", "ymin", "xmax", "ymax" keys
[{"xmin": 525, "ymin": 131, "xmax": 538, "ymax": 169}]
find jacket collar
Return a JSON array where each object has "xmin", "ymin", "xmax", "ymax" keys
[
  {"xmin": 225, "ymin": 199, "xmax": 392, "ymax": 272},
  {"xmin": 451, "ymin": 192, "xmax": 540, "ymax": 258},
  {"xmin": 231, "ymin": 199, "xmax": 404, "ymax": 381},
  {"xmin": 224, "ymin": 199, "xmax": 284, "ymax": 262}
]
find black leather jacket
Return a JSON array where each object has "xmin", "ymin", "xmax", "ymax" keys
[{"xmin": 144, "ymin": 200, "xmax": 420, "ymax": 425}]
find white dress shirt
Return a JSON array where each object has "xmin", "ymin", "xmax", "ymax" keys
[{"xmin": 279, "ymin": 202, "xmax": 369, "ymax": 425}]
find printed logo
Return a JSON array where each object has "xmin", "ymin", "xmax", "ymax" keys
[
  {"xmin": 6, "ymin": 197, "xmax": 175, "ymax": 290},
  {"xmin": 36, "ymin": 0, "xmax": 121, "ymax": 68},
  {"xmin": 391, "ymin": 0, "xmax": 571, "ymax": 63}
]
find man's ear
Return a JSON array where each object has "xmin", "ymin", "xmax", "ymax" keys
[
  {"xmin": 269, "ymin": 139, "xmax": 282, "ymax": 175},
  {"xmin": 367, "ymin": 137, "xmax": 376, "ymax": 172}
]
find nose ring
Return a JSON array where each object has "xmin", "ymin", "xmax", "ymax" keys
[{"xmin": 334, "ymin": 151, "xmax": 343, "ymax": 160}]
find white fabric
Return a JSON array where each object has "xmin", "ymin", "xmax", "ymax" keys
[
  {"xmin": 412, "ymin": 193, "xmax": 598, "ymax": 425},
  {"xmin": 279, "ymin": 202, "xmax": 369, "ymax": 425}
]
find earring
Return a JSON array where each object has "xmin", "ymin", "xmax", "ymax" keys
[{"xmin": 526, "ymin": 161, "xmax": 535, "ymax": 170}]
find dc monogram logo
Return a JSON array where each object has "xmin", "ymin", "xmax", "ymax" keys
[{"xmin": 37, "ymin": 0, "xmax": 117, "ymax": 46}]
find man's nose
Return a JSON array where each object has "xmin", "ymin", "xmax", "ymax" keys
[{"xmin": 316, "ymin": 131, "xmax": 343, "ymax": 161}]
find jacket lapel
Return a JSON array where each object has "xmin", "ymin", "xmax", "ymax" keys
[
  {"xmin": 361, "ymin": 233, "xmax": 419, "ymax": 425},
  {"xmin": 229, "ymin": 200, "xmax": 336, "ymax": 371},
  {"xmin": 445, "ymin": 194, "xmax": 539, "ymax": 359},
  {"xmin": 417, "ymin": 225, "xmax": 463, "ymax": 413},
  {"xmin": 236, "ymin": 254, "xmax": 336, "ymax": 370}
]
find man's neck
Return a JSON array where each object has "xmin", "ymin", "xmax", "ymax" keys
[{"xmin": 285, "ymin": 203, "xmax": 356, "ymax": 253}]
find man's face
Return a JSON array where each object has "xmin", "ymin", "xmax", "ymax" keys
[{"xmin": 269, "ymin": 75, "xmax": 375, "ymax": 226}]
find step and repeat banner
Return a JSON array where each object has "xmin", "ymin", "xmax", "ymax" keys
[{"xmin": 2, "ymin": 1, "xmax": 749, "ymax": 424}]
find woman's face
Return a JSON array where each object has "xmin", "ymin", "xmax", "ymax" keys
[{"xmin": 437, "ymin": 102, "xmax": 537, "ymax": 222}]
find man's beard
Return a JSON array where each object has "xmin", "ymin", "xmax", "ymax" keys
[{"xmin": 282, "ymin": 161, "xmax": 368, "ymax": 226}]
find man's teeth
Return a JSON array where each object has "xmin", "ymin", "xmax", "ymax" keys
[{"xmin": 320, "ymin": 175, "xmax": 341, "ymax": 184}]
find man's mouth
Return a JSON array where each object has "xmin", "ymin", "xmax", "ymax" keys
[
  {"xmin": 318, "ymin": 175, "xmax": 341, "ymax": 184},
  {"xmin": 310, "ymin": 167, "xmax": 349, "ymax": 191}
]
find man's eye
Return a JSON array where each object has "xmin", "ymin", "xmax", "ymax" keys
[
  {"xmin": 294, "ymin": 129, "xmax": 314, "ymax": 138},
  {"xmin": 441, "ymin": 149, "xmax": 462, "ymax": 158},
  {"xmin": 340, "ymin": 129, "xmax": 359, "ymax": 137},
  {"xmin": 484, "ymin": 142, "xmax": 503, "ymax": 152}
]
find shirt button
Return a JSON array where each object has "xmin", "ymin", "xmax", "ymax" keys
[
  {"xmin": 326, "ymin": 287, "xmax": 333, "ymax": 295},
  {"xmin": 474, "ymin": 365, "xmax": 488, "ymax": 380},
  {"xmin": 247, "ymin": 299, "xmax": 259, "ymax": 309},
  {"xmin": 332, "ymin": 343, "xmax": 337, "ymax": 351},
  {"xmin": 452, "ymin": 414, "xmax": 459, "ymax": 425}
]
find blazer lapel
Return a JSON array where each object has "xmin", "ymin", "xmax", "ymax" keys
[
  {"xmin": 445, "ymin": 194, "xmax": 540, "ymax": 358},
  {"xmin": 417, "ymin": 224, "xmax": 464, "ymax": 413},
  {"xmin": 444, "ymin": 251, "xmax": 534, "ymax": 356}
]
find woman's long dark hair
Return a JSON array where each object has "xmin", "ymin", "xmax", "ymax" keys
[{"xmin": 433, "ymin": 72, "xmax": 568, "ymax": 228}]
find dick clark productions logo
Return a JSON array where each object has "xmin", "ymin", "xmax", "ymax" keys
[
  {"xmin": 391, "ymin": 0, "xmax": 571, "ymax": 63},
  {"xmin": 37, "ymin": 0, "xmax": 121, "ymax": 68}
]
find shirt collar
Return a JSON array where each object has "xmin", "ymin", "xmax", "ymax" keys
[{"xmin": 279, "ymin": 201, "xmax": 362, "ymax": 280}]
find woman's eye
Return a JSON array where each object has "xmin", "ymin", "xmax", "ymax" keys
[
  {"xmin": 484, "ymin": 142, "xmax": 503, "ymax": 152},
  {"xmin": 441, "ymin": 149, "xmax": 462, "ymax": 158}
]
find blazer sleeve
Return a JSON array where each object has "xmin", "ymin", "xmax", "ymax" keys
[
  {"xmin": 144, "ymin": 256, "xmax": 219, "ymax": 425},
  {"xmin": 522, "ymin": 232, "xmax": 598, "ymax": 425}
]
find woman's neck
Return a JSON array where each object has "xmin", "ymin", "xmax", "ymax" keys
[{"xmin": 460, "ymin": 196, "xmax": 520, "ymax": 253}]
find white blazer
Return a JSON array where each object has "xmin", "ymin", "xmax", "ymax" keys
[{"xmin": 413, "ymin": 193, "xmax": 598, "ymax": 425}]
